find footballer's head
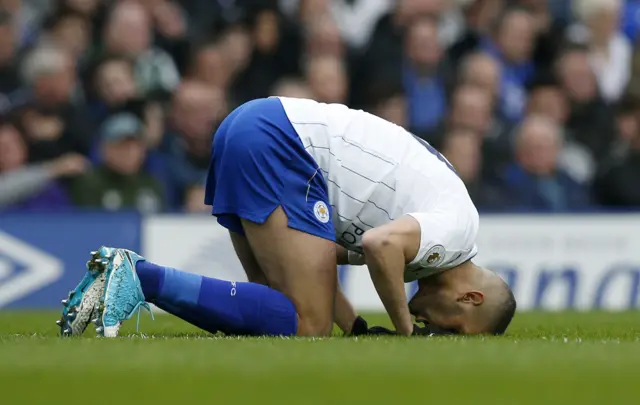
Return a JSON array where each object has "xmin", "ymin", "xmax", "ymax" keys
[{"xmin": 408, "ymin": 262, "xmax": 516, "ymax": 335}]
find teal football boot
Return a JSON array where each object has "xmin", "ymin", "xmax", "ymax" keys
[
  {"xmin": 92, "ymin": 246, "xmax": 152, "ymax": 337},
  {"xmin": 57, "ymin": 250, "xmax": 108, "ymax": 337}
]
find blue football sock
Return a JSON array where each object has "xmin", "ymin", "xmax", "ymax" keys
[
  {"xmin": 135, "ymin": 261, "xmax": 298, "ymax": 336},
  {"xmin": 136, "ymin": 261, "xmax": 164, "ymax": 302}
]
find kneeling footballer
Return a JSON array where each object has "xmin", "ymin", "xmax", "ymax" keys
[{"xmin": 58, "ymin": 97, "xmax": 516, "ymax": 338}]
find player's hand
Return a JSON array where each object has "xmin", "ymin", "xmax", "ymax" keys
[
  {"xmin": 349, "ymin": 316, "xmax": 396, "ymax": 336},
  {"xmin": 367, "ymin": 326, "xmax": 396, "ymax": 335},
  {"xmin": 347, "ymin": 250, "xmax": 366, "ymax": 265},
  {"xmin": 350, "ymin": 317, "xmax": 456, "ymax": 337},
  {"xmin": 412, "ymin": 323, "xmax": 456, "ymax": 337},
  {"xmin": 50, "ymin": 154, "xmax": 90, "ymax": 177}
]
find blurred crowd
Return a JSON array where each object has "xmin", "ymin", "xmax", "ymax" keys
[{"xmin": 1, "ymin": 0, "xmax": 640, "ymax": 214}]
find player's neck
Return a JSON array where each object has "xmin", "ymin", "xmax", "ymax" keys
[{"xmin": 446, "ymin": 260, "xmax": 481, "ymax": 285}]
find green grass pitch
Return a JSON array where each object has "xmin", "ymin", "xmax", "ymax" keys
[{"xmin": 1, "ymin": 311, "xmax": 639, "ymax": 405}]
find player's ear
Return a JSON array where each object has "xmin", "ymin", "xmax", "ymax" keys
[{"xmin": 459, "ymin": 291, "xmax": 484, "ymax": 306}]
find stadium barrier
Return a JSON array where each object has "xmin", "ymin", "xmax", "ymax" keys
[{"xmin": 1, "ymin": 212, "xmax": 639, "ymax": 311}]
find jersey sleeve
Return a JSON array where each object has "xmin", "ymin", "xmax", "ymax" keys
[{"xmin": 405, "ymin": 211, "xmax": 479, "ymax": 271}]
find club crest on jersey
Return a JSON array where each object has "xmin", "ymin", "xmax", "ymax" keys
[
  {"xmin": 313, "ymin": 201, "xmax": 330, "ymax": 223},
  {"xmin": 420, "ymin": 245, "xmax": 445, "ymax": 267}
]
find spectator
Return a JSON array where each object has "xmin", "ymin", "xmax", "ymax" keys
[
  {"xmin": 440, "ymin": 128, "xmax": 487, "ymax": 206},
  {"xmin": 218, "ymin": 25, "xmax": 252, "ymax": 80},
  {"xmin": 40, "ymin": 9, "xmax": 91, "ymax": 64},
  {"xmin": 90, "ymin": 56, "xmax": 139, "ymax": 122},
  {"xmin": 496, "ymin": 115, "xmax": 591, "ymax": 212},
  {"xmin": 613, "ymin": 96, "xmax": 639, "ymax": 143},
  {"xmin": 526, "ymin": 79, "xmax": 595, "ymax": 184},
  {"xmin": 514, "ymin": 0, "xmax": 567, "ymax": 74},
  {"xmin": 0, "ymin": 10, "xmax": 21, "ymax": 98},
  {"xmin": 183, "ymin": 183, "xmax": 209, "ymax": 213},
  {"xmin": 369, "ymin": 86, "xmax": 407, "ymax": 129},
  {"xmin": 332, "ymin": 0, "xmax": 392, "ymax": 51},
  {"xmin": 304, "ymin": 13, "xmax": 345, "ymax": 59},
  {"xmin": 143, "ymin": 97, "xmax": 166, "ymax": 150},
  {"xmin": 295, "ymin": 0, "xmax": 331, "ymax": 24},
  {"xmin": 59, "ymin": 0, "xmax": 100, "ymax": 17},
  {"xmin": 367, "ymin": 0, "xmax": 449, "ymax": 63},
  {"xmin": 301, "ymin": 12, "xmax": 355, "ymax": 103},
  {"xmin": 446, "ymin": 0, "xmax": 506, "ymax": 72},
  {"xmin": 189, "ymin": 25, "xmax": 254, "ymax": 94},
  {"xmin": 627, "ymin": 46, "xmax": 640, "ymax": 98},
  {"xmin": 401, "ymin": 16, "xmax": 446, "ymax": 136},
  {"xmin": 0, "ymin": 121, "xmax": 86, "ymax": 211},
  {"xmin": 59, "ymin": 0, "xmax": 103, "ymax": 52},
  {"xmin": 437, "ymin": 0, "xmax": 467, "ymax": 49},
  {"xmin": 87, "ymin": 55, "xmax": 166, "ymax": 157},
  {"xmin": 447, "ymin": 84, "xmax": 494, "ymax": 137},
  {"xmin": 163, "ymin": 81, "xmax": 226, "ymax": 208},
  {"xmin": 457, "ymin": 52, "xmax": 501, "ymax": 102},
  {"xmin": 568, "ymin": 0, "xmax": 631, "ymax": 103},
  {"xmin": 231, "ymin": 6, "xmax": 301, "ymax": 105},
  {"xmin": 555, "ymin": 45, "xmax": 617, "ymax": 161},
  {"xmin": 100, "ymin": 0, "xmax": 180, "ymax": 97},
  {"xmin": 69, "ymin": 113, "xmax": 164, "ymax": 213},
  {"xmin": 16, "ymin": 45, "xmax": 93, "ymax": 161},
  {"xmin": 547, "ymin": 0, "xmax": 573, "ymax": 25},
  {"xmin": 482, "ymin": 6, "xmax": 537, "ymax": 121},
  {"xmin": 594, "ymin": 97, "xmax": 640, "ymax": 207},
  {"xmin": 354, "ymin": 0, "xmax": 446, "ymax": 107},
  {"xmin": 444, "ymin": 84, "xmax": 511, "ymax": 176},
  {"xmin": 178, "ymin": 0, "xmax": 236, "ymax": 40},
  {"xmin": 148, "ymin": 0, "xmax": 191, "ymax": 74},
  {"xmin": 281, "ymin": 0, "xmax": 390, "ymax": 51},
  {"xmin": 5, "ymin": 0, "xmax": 54, "ymax": 47},
  {"xmin": 621, "ymin": 0, "xmax": 640, "ymax": 43},
  {"xmin": 187, "ymin": 42, "xmax": 232, "ymax": 91},
  {"xmin": 526, "ymin": 80, "xmax": 569, "ymax": 125},
  {"xmin": 271, "ymin": 77, "xmax": 313, "ymax": 99},
  {"xmin": 305, "ymin": 55, "xmax": 348, "ymax": 104},
  {"xmin": 0, "ymin": 0, "xmax": 635, "ymax": 215}
]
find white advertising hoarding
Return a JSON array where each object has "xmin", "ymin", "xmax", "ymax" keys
[
  {"xmin": 144, "ymin": 214, "xmax": 640, "ymax": 312},
  {"xmin": 143, "ymin": 215, "xmax": 248, "ymax": 282},
  {"xmin": 474, "ymin": 215, "xmax": 640, "ymax": 311}
]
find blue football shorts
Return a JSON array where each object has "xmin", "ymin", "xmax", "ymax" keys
[{"xmin": 204, "ymin": 97, "xmax": 335, "ymax": 242}]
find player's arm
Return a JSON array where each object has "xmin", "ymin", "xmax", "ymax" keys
[
  {"xmin": 335, "ymin": 244, "xmax": 413, "ymax": 336},
  {"xmin": 334, "ymin": 286, "xmax": 357, "ymax": 333},
  {"xmin": 361, "ymin": 216, "xmax": 420, "ymax": 336},
  {"xmin": 334, "ymin": 245, "xmax": 360, "ymax": 333}
]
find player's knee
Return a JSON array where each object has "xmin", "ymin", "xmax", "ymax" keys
[{"xmin": 296, "ymin": 312, "xmax": 333, "ymax": 337}]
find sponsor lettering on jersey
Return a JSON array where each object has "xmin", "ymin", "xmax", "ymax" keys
[{"xmin": 340, "ymin": 223, "xmax": 366, "ymax": 247}]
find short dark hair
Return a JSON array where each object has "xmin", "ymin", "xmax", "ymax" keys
[
  {"xmin": 555, "ymin": 42, "xmax": 590, "ymax": 69},
  {"xmin": 615, "ymin": 94, "xmax": 640, "ymax": 117},
  {"xmin": 490, "ymin": 283, "xmax": 517, "ymax": 335},
  {"xmin": 0, "ymin": 9, "xmax": 12, "ymax": 27},
  {"xmin": 557, "ymin": 42, "xmax": 590, "ymax": 58},
  {"xmin": 552, "ymin": 43, "xmax": 590, "ymax": 81},
  {"xmin": 492, "ymin": 5, "xmax": 534, "ymax": 37},
  {"xmin": 93, "ymin": 54, "xmax": 133, "ymax": 72},
  {"xmin": 88, "ymin": 54, "xmax": 134, "ymax": 94},
  {"xmin": 526, "ymin": 72, "xmax": 560, "ymax": 93},
  {"xmin": 366, "ymin": 80, "xmax": 405, "ymax": 110},
  {"xmin": 43, "ymin": 8, "xmax": 88, "ymax": 32}
]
